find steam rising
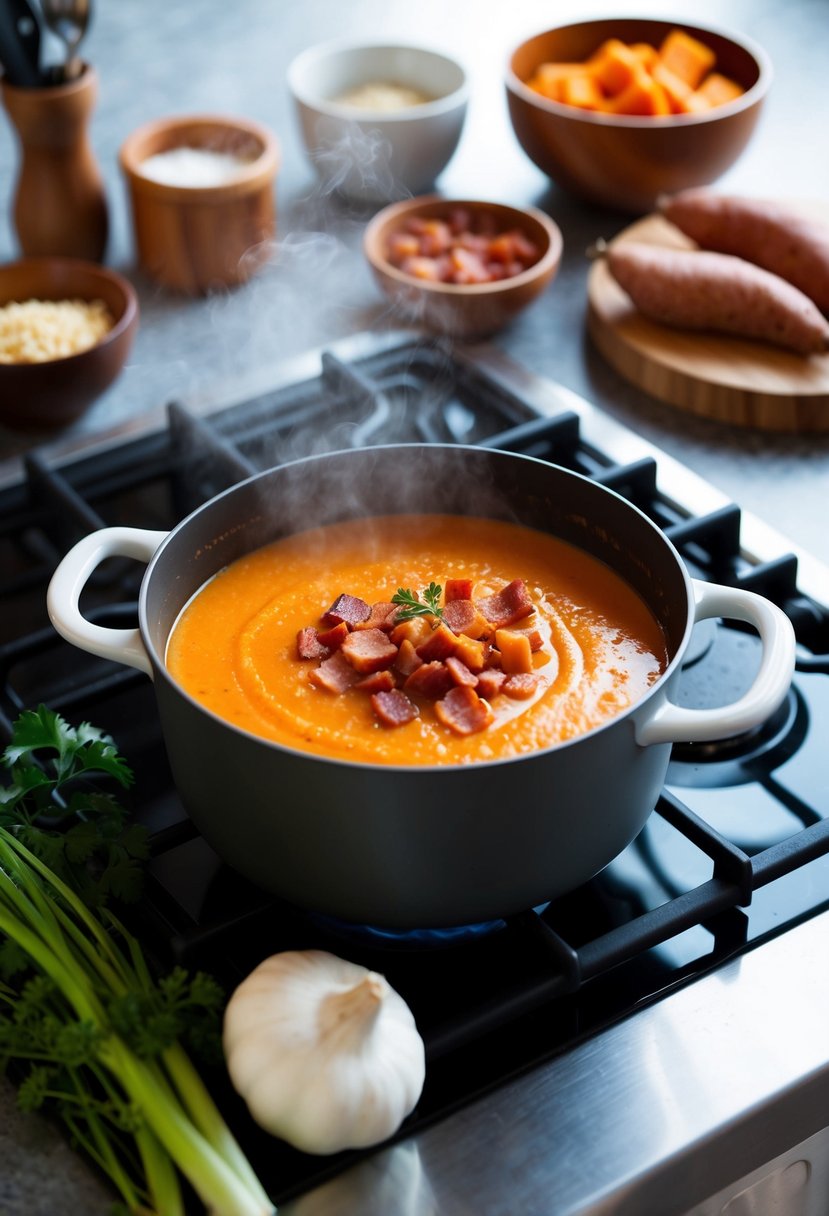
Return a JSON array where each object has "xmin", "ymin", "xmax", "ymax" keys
[
  {"xmin": 307, "ymin": 117, "xmax": 407, "ymax": 204},
  {"xmin": 244, "ymin": 446, "xmax": 517, "ymax": 569}
]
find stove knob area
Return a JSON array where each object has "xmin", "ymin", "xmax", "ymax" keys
[{"xmin": 720, "ymin": 1158, "xmax": 810, "ymax": 1216}]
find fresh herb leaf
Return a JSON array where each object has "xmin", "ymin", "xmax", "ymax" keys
[
  {"xmin": 2, "ymin": 705, "xmax": 133, "ymax": 789},
  {"xmin": 392, "ymin": 582, "xmax": 445, "ymax": 623},
  {"xmin": 0, "ymin": 705, "xmax": 146, "ymax": 909}
]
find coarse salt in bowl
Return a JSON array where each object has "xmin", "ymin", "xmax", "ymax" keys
[
  {"xmin": 119, "ymin": 114, "xmax": 280, "ymax": 295},
  {"xmin": 135, "ymin": 145, "xmax": 259, "ymax": 188}
]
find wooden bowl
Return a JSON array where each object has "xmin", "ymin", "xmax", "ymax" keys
[
  {"xmin": 0, "ymin": 257, "xmax": 138, "ymax": 430},
  {"xmin": 363, "ymin": 196, "xmax": 563, "ymax": 338},
  {"xmin": 119, "ymin": 114, "xmax": 280, "ymax": 295},
  {"xmin": 506, "ymin": 18, "xmax": 771, "ymax": 214}
]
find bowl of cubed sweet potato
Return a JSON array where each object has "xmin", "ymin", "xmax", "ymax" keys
[{"xmin": 506, "ymin": 18, "xmax": 771, "ymax": 213}]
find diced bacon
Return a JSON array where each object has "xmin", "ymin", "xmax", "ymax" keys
[
  {"xmin": 353, "ymin": 601, "xmax": 398, "ymax": 632},
  {"xmin": 387, "ymin": 232, "xmax": 420, "ymax": 262},
  {"xmin": 443, "ymin": 599, "xmax": 490, "ymax": 640},
  {"xmin": 444, "ymin": 578, "xmax": 473, "ymax": 602},
  {"xmin": 476, "ymin": 669, "xmax": 507, "ymax": 700},
  {"xmin": 503, "ymin": 673, "xmax": 544, "ymax": 700},
  {"xmin": 309, "ymin": 651, "xmax": 361, "ymax": 694},
  {"xmin": 340, "ymin": 627, "xmax": 398, "ymax": 674},
  {"xmin": 322, "ymin": 593, "xmax": 370, "ymax": 628},
  {"xmin": 477, "ymin": 579, "xmax": 534, "ymax": 629},
  {"xmin": 316, "ymin": 621, "xmax": 349, "ymax": 650},
  {"xmin": 445, "ymin": 656, "xmax": 478, "ymax": 687},
  {"xmin": 356, "ymin": 669, "xmax": 397, "ymax": 693},
  {"xmin": 296, "ymin": 627, "xmax": 327, "ymax": 660},
  {"xmin": 435, "ymin": 686, "xmax": 494, "ymax": 735},
  {"xmin": 416, "ymin": 622, "xmax": 459, "ymax": 663},
  {"xmin": 449, "ymin": 247, "xmax": 490, "ymax": 284},
  {"xmin": 404, "ymin": 661, "xmax": 455, "ymax": 700},
  {"xmin": 447, "ymin": 206, "xmax": 472, "ymax": 234},
  {"xmin": 394, "ymin": 638, "xmax": 423, "ymax": 678},
  {"xmin": 401, "ymin": 255, "xmax": 442, "ymax": 281},
  {"xmin": 371, "ymin": 688, "xmax": 419, "ymax": 728},
  {"xmin": 487, "ymin": 230, "xmax": 539, "ymax": 265}
]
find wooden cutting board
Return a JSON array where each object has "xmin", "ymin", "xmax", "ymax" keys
[{"xmin": 586, "ymin": 202, "xmax": 829, "ymax": 432}]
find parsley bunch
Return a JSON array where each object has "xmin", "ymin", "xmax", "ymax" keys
[{"xmin": 0, "ymin": 705, "xmax": 147, "ymax": 907}]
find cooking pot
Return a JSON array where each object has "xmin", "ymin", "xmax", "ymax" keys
[{"xmin": 46, "ymin": 445, "xmax": 795, "ymax": 928}]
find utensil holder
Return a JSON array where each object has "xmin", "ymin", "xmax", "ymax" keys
[{"xmin": 1, "ymin": 64, "xmax": 108, "ymax": 262}]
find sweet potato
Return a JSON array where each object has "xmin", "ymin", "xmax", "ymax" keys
[
  {"xmin": 605, "ymin": 241, "xmax": 829, "ymax": 355},
  {"xmin": 656, "ymin": 29, "xmax": 716, "ymax": 89},
  {"xmin": 659, "ymin": 189, "xmax": 829, "ymax": 313}
]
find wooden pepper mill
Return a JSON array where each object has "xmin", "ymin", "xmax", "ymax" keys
[{"xmin": 1, "ymin": 64, "xmax": 108, "ymax": 262}]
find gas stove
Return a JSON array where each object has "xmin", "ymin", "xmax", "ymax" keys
[{"xmin": 2, "ymin": 331, "xmax": 829, "ymax": 1215}]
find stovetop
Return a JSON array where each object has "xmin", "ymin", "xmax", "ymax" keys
[{"xmin": 2, "ymin": 332, "xmax": 829, "ymax": 1208}]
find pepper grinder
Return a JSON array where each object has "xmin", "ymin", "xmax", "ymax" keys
[{"xmin": 1, "ymin": 64, "xmax": 108, "ymax": 262}]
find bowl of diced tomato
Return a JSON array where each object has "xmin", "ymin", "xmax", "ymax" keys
[
  {"xmin": 363, "ymin": 195, "xmax": 563, "ymax": 338},
  {"xmin": 506, "ymin": 18, "xmax": 771, "ymax": 213}
]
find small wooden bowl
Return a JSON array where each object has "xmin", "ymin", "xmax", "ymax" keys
[
  {"xmin": 506, "ymin": 18, "xmax": 771, "ymax": 214},
  {"xmin": 119, "ymin": 114, "xmax": 280, "ymax": 295},
  {"xmin": 364, "ymin": 196, "xmax": 563, "ymax": 338},
  {"xmin": 0, "ymin": 257, "xmax": 138, "ymax": 430}
]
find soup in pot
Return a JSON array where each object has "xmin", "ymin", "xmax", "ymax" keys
[{"xmin": 166, "ymin": 514, "xmax": 668, "ymax": 766}]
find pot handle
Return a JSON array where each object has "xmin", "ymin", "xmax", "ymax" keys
[
  {"xmin": 635, "ymin": 578, "xmax": 796, "ymax": 747},
  {"xmin": 47, "ymin": 527, "xmax": 168, "ymax": 679}
]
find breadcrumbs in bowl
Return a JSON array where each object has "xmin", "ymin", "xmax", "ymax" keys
[
  {"xmin": 0, "ymin": 257, "xmax": 138, "ymax": 430},
  {"xmin": 0, "ymin": 298, "xmax": 115, "ymax": 364}
]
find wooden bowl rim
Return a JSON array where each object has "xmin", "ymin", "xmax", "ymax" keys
[
  {"xmin": 364, "ymin": 195, "xmax": 563, "ymax": 297},
  {"xmin": 118, "ymin": 113, "xmax": 280, "ymax": 200}
]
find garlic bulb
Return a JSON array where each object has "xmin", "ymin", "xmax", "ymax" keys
[{"xmin": 223, "ymin": 949, "xmax": 426, "ymax": 1155}]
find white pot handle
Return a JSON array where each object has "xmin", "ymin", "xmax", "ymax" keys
[
  {"xmin": 636, "ymin": 578, "xmax": 796, "ymax": 747},
  {"xmin": 47, "ymin": 527, "xmax": 168, "ymax": 679}
]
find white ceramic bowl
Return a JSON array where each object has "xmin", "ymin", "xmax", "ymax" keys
[{"xmin": 287, "ymin": 40, "xmax": 469, "ymax": 203}]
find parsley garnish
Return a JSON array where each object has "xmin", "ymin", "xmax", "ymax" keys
[{"xmin": 392, "ymin": 582, "xmax": 445, "ymax": 624}]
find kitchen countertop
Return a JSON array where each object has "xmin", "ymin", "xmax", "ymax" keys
[{"xmin": 0, "ymin": 1, "xmax": 828, "ymax": 1212}]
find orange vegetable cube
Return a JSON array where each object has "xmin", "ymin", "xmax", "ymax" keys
[
  {"xmin": 452, "ymin": 634, "xmax": 486, "ymax": 673},
  {"xmin": 390, "ymin": 616, "xmax": 433, "ymax": 647},
  {"xmin": 591, "ymin": 38, "xmax": 642, "ymax": 96},
  {"xmin": 606, "ymin": 68, "xmax": 671, "ymax": 116},
  {"xmin": 495, "ymin": 629, "xmax": 534, "ymax": 674},
  {"xmin": 657, "ymin": 29, "xmax": 716, "ymax": 89},
  {"xmin": 683, "ymin": 90, "xmax": 714, "ymax": 114},
  {"xmin": 651, "ymin": 61, "xmax": 694, "ymax": 113},
  {"xmin": 526, "ymin": 62, "xmax": 588, "ymax": 102},
  {"xmin": 560, "ymin": 70, "xmax": 605, "ymax": 110},
  {"xmin": 693, "ymin": 72, "xmax": 744, "ymax": 107},
  {"xmin": 630, "ymin": 42, "xmax": 659, "ymax": 71}
]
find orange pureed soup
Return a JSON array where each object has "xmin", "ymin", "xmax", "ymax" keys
[{"xmin": 166, "ymin": 514, "xmax": 669, "ymax": 766}]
